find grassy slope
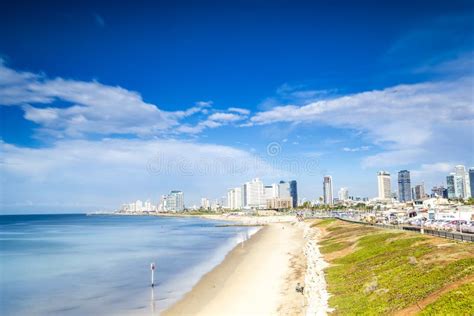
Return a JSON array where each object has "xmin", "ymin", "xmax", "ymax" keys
[{"xmin": 311, "ymin": 219, "xmax": 474, "ymax": 315}]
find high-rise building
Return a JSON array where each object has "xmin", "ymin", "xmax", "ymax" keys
[
  {"xmin": 289, "ymin": 180, "xmax": 298, "ymax": 208},
  {"xmin": 446, "ymin": 174, "xmax": 456, "ymax": 199},
  {"xmin": 412, "ymin": 184, "xmax": 425, "ymax": 201},
  {"xmin": 278, "ymin": 181, "xmax": 291, "ymax": 199},
  {"xmin": 397, "ymin": 170, "xmax": 412, "ymax": 202},
  {"xmin": 227, "ymin": 187, "xmax": 242, "ymax": 210},
  {"xmin": 470, "ymin": 168, "xmax": 474, "ymax": 198},
  {"xmin": 167, "ymin": 190, "xmax": 184, "ymax": 211},
  {"xmin": 454, "ymin": 165, "xmax": 467, "ymax": 198},
  {"xmin": 201, "ymin": 198, "xmax": 210, "ymax": 210},
  {"xmin": 264, "ymin": 184, "xmax": 278, "ymax": 201},
  {"xmin": 323, "ymin": 176, "xmax": 333, "ymax": 205},
  {"xmin": 242, "ymin": 178, "xmax": 265, "ymax": 209},
  {"xmin": 135, "ymin": 200, "xmax": 143, "ymax": 212},
  {"xmin": 338, "ymin": 187, "xmax": 349, "ymax": 201},
  {"xmin": 377, "ymin": 171, "xmax": 391, "ymax": 200}
]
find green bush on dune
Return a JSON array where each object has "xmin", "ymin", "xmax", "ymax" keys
[
  {"xmin": 317, "ymin": 221, "xmax": 474, "ymax": 315},
  {"xmin": 420, "ymin": 283, "xmax": 474, "ymax": 316}
]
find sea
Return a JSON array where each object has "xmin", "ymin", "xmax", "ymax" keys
[{"xmin": 0, "ymin": 214, "xmax": 259, "ymax": 315}]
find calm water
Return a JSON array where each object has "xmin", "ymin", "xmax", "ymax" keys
[{"xmin": 0, "ymin": 214, "xmax": 258, "ymax": 315}]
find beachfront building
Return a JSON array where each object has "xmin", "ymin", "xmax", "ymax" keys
[
  {"xmin": 289, "ymin": 180, "xmax": 298, "ymax": 208},
  {"xmin": 323, "ymin": 176, "xmax": 333, "ymax": 205},
  {"xmin": 397, "ymin": 170, "xmax": 412, "ymax": 202},
  {"xmin": 166, "ymin": 190, "xmax": 184, "ymax": 212},
  {"xmin": 264, "ymin": 184, "xmax": 279, "ymax": 201},
  {"xmin": 227, "ymin": 187, "xmax": 242, "ymax": 210},
  {"xmin": 377, "ymin": 171, "xmax": 391, "ymax": 200},
  {"xmin": 338, "ymin": 187, "xmax": 349, "ymax": 201},
  {"xmin": 266, "ymin": 197, "xmax": 292, "ymax": 209},
  {"xmin": 201, "ymin": 198, "xmax": 210, "ymax": 210},
  {"xmin": 242, "ymin": 178, "xmax": 266, "ymax": 209},
  {"xmin": 278, "ymin": 181, "xmax": 291, "ymax": 199}
]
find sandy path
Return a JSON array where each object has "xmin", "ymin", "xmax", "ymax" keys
[{"xmin": 163, "ymin": 223, "xmax": 304, "ymax": 316}]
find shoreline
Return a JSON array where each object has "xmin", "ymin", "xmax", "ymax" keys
[{"xmin": 163, "ymin": 222, "xmax": 306, "ymax": 316}]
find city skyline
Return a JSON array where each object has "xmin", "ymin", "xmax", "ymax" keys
[{"xmin": 1, "ymin": 0, "xmax": 473, "ymax": 213}]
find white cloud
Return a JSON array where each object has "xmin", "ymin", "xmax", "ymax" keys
[
  {"xmin": 228, "ymin": 107, "xmax": 250, "ymax": 115},
  {"xmin": 251, "ymin": 77, "xmax": 474, "ymax": 168},
  {"xmin": 342, "ymin": 146, "xmax": 371, "ymax": 152},
  {"xmin": 0, "ymin": 61, "xmax": 248, "ymax": 138},
  {"xmin": 207, "ymin": 112, "xmax": 244, "ymax": 122},
  {"xmin": 176, "ymin": 111, "xmax": 246, "ymax": 134}
]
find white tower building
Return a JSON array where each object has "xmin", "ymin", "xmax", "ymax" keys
[{"xmin": 377, "ymin": 171, "xmax": 391, "ymax": 200}]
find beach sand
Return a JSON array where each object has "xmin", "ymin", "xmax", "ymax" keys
[{"xmin": 163, "ymin": 222, "xmax": 305, "ymax": 316}]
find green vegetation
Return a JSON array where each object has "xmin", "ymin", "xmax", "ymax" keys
[
  {"xmin": 320, "ymin": 240, "xmax": 352, "ymax": 254},
  {"xmin": 464, "ymin": 197, "xmax": 474, "ymax": 205},
  {"xmin": 312, "ymin": 219, "xmax": 474, "ymax": 315},
  {"xmin": 311, "ymin": 218, "xmax": 336, "ymax": 227},
  {"xmin": 420, "ymin": 283, "xmax": 474, "ymax": 315}
]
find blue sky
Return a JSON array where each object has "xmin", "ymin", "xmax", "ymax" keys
[{"xmin": 1, "ymin": 0, "xmax": 473, "ymax": 213}]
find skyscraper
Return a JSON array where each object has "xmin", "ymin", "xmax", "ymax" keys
[
  {"xmin": 446, "ymin": 174, "xmax": 456, "ymax": 199},
  {"xmin": 454, "ymin": 165, "xmax": 467, "ymax": 198},
  {"xmin": 397, "ymin": 170, "xmax": 412, "ymax": 202},
  {"xmin": 323, "ymin": 176, "xmax": 333, "ymax": 205},
  {"xmin": 377, "ymin": 171, "xmax": 391, "ymax": 200},
  {"xmin": 278, "ymin": 181, "xmax": 291, "ymax": 199},
  {"xmin": 338, "ymin": 187, "xmax": 349, "ymax": 201},
  {"xmin": 289, "ymin": 180, "xmax": 298, "ymax": 208},
  {"xmin": 470, "ymin": 168, "xmax": 474, "ymax": 198},
  {"xmin": 242, "ymin": 178, "xmax": 265, "ymax": 209}
]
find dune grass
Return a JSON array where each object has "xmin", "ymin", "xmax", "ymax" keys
[
  {"xmin": 420, "ymin": 283, "xmax": 474, "ymax": 315},
  {"xmin": 312, "ymin": 219, "xmax": 474, "ymax": 315}
]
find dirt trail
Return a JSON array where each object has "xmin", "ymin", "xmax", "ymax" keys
[{"xmin": 394, "ymin": 274, "xmax": 474, "ymax": 315}]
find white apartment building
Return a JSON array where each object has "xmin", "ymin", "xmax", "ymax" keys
[
  {"xmin": 377, "ymin": 171, "xmax": 391, "ymax": 200},
  {"xmin": 338, "ymin": 187, "xmax": 349, "ymax": 201},
  {"xmin": 278, "ymin": 181, "xmax": 291, "ymax": 199},
  {"xmin": 200, "ymin": 198, "xmax": 210, "ymax": 210},
  {"xmin": 227, "ymin": 187, "xmax": 242, "ymax": 210},
  {"xmin": 166, "ymin": 190, "xmax": 184, "ymax": 212},
  {"xmin": 242, "ymin": 178, "xmax": 266, "ymax": 209}
]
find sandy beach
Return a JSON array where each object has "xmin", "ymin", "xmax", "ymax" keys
[{"xmin": 163, "ymin": 222, "xmax": 306, "ymax": 316}]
